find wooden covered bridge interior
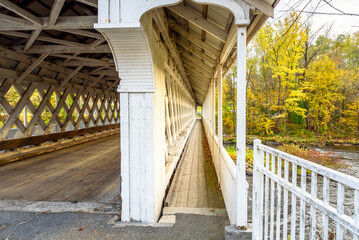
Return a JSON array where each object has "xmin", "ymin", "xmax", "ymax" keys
[{"xmin": 0, "ymin": 0, "xmax": 275, "ymax": 227}]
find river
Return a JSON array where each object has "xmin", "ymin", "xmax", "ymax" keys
[{"xmin": 316, "ymin": 145, "xmax": 359, "ymax": 178}]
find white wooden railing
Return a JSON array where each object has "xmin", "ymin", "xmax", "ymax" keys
[{"xmin": 252, "ymin": 139, "xmax": 359, "ymax": 240}]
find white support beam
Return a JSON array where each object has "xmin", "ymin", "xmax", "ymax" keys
[
  {"xmin": 0, "ymin": 0, "xmax": 42, "ymax": 26},
  {"xmin": 217, "ymin": 66, "xmax": 223, "ymax": 183},
  {"xmin": 48, "ymin": 0, "xmax": 66, "ymax": 26},
  {"xmin": 236, "ymin": 26, "xmax": 248, "ymax": 228},
  {"xmin": 168, "ymin": 4, "xmax": 228, "ymax": 42}
]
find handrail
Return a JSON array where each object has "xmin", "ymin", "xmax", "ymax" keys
[{"xmin": 252, "ymin": 139, "xmax": 359, "ymax": 240}]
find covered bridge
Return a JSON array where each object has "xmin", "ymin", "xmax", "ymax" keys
[{"xmin": 1, "ymin": 1, "xmax": 358, "ymax": 239}]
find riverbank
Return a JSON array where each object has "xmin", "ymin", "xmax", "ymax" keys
[{"xmin": 223, "ymin": 134, "xmax": 359, "ymax": 147}]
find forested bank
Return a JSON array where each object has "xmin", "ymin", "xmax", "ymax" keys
[{"xmin": 223, "ymin": 13, "xmax": 359, "ymax": 145}]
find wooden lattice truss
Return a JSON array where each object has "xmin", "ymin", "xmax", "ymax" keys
[
  {"xmin": 0, "ymin": 0, "xmax": 120, "ymax": 140},
  {"xmin": 0, "ymin": 46, "xmax": 120, "ymax": 140}
]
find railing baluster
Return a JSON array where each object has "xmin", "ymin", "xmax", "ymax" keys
[
  {"xmin": 252, "ymin": 144, "xmax": 359, "ymax": 239},
  {"xmin": 322, "ymin": 176, "xmax": 329, "ymax": 240},
  {"xmin": 337, "ymin": 183, "xmax": 344, "ymax": 240},
  {"xmin": 252, "ymin": 140, "xmax": 263, "ymax": 240},
  {"xmin": 310, "ymin": 172, "xmax": 317, "ymax": 240},
  {"xmin": 270, "ymin": 154, "xmax": 275, "ymax": 240},
  {"xmin": 299, "ymin": 167, "xmax": 306, "ymax": 240},
  {"xmin": 264, "ymin": 152, "xmax": 270, "ymax": 240},
  {"xmin": 354, "ymin": 189, "xmax": 359, "ymax": 240},
  {"xmin": 259, "ymin": 149, "xmax": 264, "ymax": 239},
  {"xmin": 291, "ymin": 163, "xmax": 297, "ymax": 240},
  {"xmin": 282, "ymin": 160, "xmax": 289, "ymax": 240},
  {"xmin": 276, "ymin": 158, "xmax": 282, "ymax": 240}
]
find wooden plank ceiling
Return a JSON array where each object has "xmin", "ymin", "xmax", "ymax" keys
[{"xmin": 0, "ymin": 0, "xmax": 274, "ymax": 105}]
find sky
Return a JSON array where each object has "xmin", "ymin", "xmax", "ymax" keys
[{"xmin": 272, "ymin": 0, "xmax": 359, "ymax": 37}]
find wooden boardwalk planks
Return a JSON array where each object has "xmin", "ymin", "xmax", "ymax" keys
[
  {"xmin": 165, "ymin": 120, "xmax": 225, "ymax": 209},
  {"xmin": 0, "ymin": 134, "xmax": 121, "ymax": 203}
]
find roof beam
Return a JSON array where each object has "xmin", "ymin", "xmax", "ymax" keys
[
  {"xmin": 23, "ymin": 29, "xmax": 41, "ymax": 51},
  {"xmin": 59, "ymin": 66, "xmax": 83, "ymax": 88},
  {"xmin": 191, "ymin": 81, "xmax": 209, "ymax": 95},
  {"xmin": 55, "ymin": 60, "xmax": 113, "ymax": 67},
  {"xmin": 0, "ymin": 16, "xmax": 96, "ymax": 31},
  {"xmin": 0, "ymin": 13, "xmax": 32, "ymax": 26},
  {"xmin": 167, "ymin": 4, "xmax": 228, "ymax": 42},
  {"xmin": 0, "ymin": 31, "xmax": 86, "ymax": 47},
  {"xmin": 15, "ymin": 53, "xmax": 48, "ymax": 83},
  {"xmin": 0, "ymin": 0, "xmax": 42, "ymax": 26},
  {"xmin": 242, "ymin": 0, "xmax": 274, "ymax": 17},
  {"xmin": 61, "ymin": 29, "xmax": 104, "ymax": 39},
  {"xmin": 176, "ymin": 38, "xmax": 217, "ymax": 65},
  {"xmin": 170, "ymin": 22, "xmax": 220, "ymax": 58},
  {"xmin": 219, "ymin": 24, "xmax": 236, "ymax": 65},
  {"xmin": 48, "ymin": 0, "xmax": 66, "ymax": 26},
  {"xmin": 12, "ymin": 44, "xmax": 111, "ymax": 54},
  {"xmin": 184, "ymin": 64, "xmax": 212, "ymax": 79},
  {"xmin": 182, "ymin": 51, "xmax": 215, "ymax": 68},
  {"xmin": 52, "ymin": 54, "xmax": 113, "ymax": 64},
  {"xmin": 76, "ymin": 0, "xmax": 98, "ymax": 8}
]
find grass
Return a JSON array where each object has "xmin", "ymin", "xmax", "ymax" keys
[{"xmin": 225, "ymin": 146, "xmax": 253, "ymax": 171}]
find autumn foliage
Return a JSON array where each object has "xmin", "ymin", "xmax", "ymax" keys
[{"xmin": 222, "ymin": 13, "xmax": 359, "ymax": 141}]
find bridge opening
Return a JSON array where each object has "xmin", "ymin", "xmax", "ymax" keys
[{"xmin": 0, "ymin": 0, "xmax": 121, "ymax": 213}]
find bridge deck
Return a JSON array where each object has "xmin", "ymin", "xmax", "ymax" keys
[
  {"xmin": 165, "ymin": 120, "xmax": 225, "ymax": 209},
  {"xmin": 0, "ymin": 134, "xmax": 121, "ymax": 203}
]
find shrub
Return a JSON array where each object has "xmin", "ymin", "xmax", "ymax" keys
[
  {"xmin": 225, "ymin": 146, "xmax": 253, "ymax": 170},
  {"xmin": 277, "ymin": 144, "xmax": 349, "ymax": 170}
]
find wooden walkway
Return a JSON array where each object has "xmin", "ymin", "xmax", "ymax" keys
[
  {"xmin": 165, "ymin": 120, "xmax": 225, "ymax": 209},
  {"xmin": 0, "ymin": 134, "xmax": 121, "ymax": 203}
]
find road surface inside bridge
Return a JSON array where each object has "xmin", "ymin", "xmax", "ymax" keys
[{"xmin": 0, "ymin": 134, "xmax": 121, "ymax": 203}]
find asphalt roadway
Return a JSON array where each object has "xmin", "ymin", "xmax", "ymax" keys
[{"xmin": 0, "ymin": 211, "xmax": 229, "ymax": 240}]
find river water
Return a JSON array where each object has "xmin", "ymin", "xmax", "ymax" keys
[{"xmin": 317, "ymin": 145, "xmax": 359, "ymax": 178}]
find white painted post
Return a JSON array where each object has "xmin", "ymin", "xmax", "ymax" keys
[
  {"xmin": 252, "ymin": 139, "xmax": 263, "ymax": 240},
  {"xmin": 218, "ymin": 67, "xmax": 223, "ymax": 183},
  {"xmin": 120, "ymin": 92, "xmax": 130, "ymax": 221},
  {"xmin": 354, "ymin": 189, "xmax": 359, "ymax": 240},
  {"xmin": 212, "ymin": 82, "xmax": 216, "ymax": 135},
  {"xmin": 236, "ymin": 25, "xmax": 247, "ymax": 228}
]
